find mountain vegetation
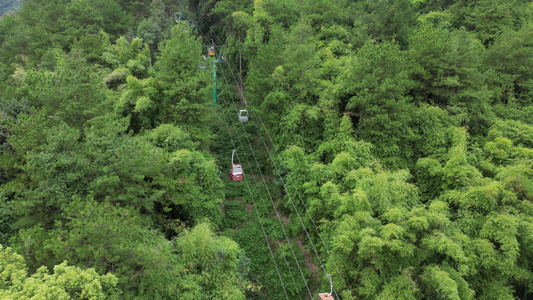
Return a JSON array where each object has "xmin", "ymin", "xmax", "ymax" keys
[{"xmin": 1, "ymin": 0, "xmax": 533, "ymax": 298}]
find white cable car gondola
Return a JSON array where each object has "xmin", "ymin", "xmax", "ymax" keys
[{"xmin": 238, "ymin": 109, "xmax": 248, "ymax": 123}]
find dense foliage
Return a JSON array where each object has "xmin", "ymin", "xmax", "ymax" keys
[{"xmin": 1, "ymin": 0, "xmax": 533, "ymax": 298}]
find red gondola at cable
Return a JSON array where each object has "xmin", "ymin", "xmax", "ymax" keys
[{"xmin": 230, "ymin": 150, "xmax": 243, "ymax": 181}]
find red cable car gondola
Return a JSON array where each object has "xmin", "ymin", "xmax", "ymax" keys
[
  {"xmin": 230, "ymin": 164, "xmax": 243, "ymax": 181},
  {"xmin": 230, "ymin": 150, "xmax": 243, "ymax": 181}
]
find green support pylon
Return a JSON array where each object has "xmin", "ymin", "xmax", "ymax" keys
[{"xmin": 212, "ymin": 62, "xmax": 217, "ymax": 107}]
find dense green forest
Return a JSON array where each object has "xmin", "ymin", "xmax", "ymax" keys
[{"xmin": 1, "ymin": 0, "xmax": 533, "ymax": 298}]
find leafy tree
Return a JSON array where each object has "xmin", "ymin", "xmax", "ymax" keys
[
  {"xmin": 409, "ymin": 24, "xmax": 494, "ymax": 134},
  {"xmin": 150, "ymin": 123, "xmax": 197, "ymax": 152},
  {"xmin": 440, "ymin": 127, "xmax": 483, "ymax": 190},
  {"xmin": 281, "ymin": 20, "xmax": 321, "ymax": 102},
  {"xmin": 153, "ymin": 24, "xmax": 213, "ymax": 147},
  {"xmin": 353, "ymin": 0, "xmax": 416, "ymax": 47},
  {"xmin": 137, "ymin": 0, "xmax": 173, "ymax": 52},
  {"xmin": 276, "ymin": 104, "xmax": 324, "ymax": 152},
  {"xmin": 412, "ymin": 0, "xmax": 456, "ymax": 15},
  {"xmin": 337, "ymin": 40, "xmax": 416, "ymax": 168},
  {"xmin": 175, "ymin": 222, "xmax": 249, "ymax": 299},
  {"xmin": 62, "ymin": 0, "xmax": 133, "ymax": 36},
  {"xmin": 3, "ymin": 111, "xmax": 223, "ymax": 230},
  {"xmin": 21, "ymin": 52, "xmax": 110, "ymax": 129},
  {"xmin": 65, "ymin": 0, "xmax": 104, "ymax": 29},
  {"xmin": 117, "ymin": 76, "xmax": 162, "ymax": 131},
  {"xmin": 211, "ymin": 0, "xmax": 253, "ymax": 36},
  {"xmin": 0, "ymin": 111, "xmax": 55, "ymax": 210},
  {"xmin": 11, "ymin": 197, "xmax": 183, "ymax": 298},
  {"xmin": 447, "ymin": 0, "xmax": 531, "ymax": 45},
  {"xmin": 70, "ymin": 30, "xmax": 112, "ymax": 65},
  {"xmin": 281, "ymin": 118, "xmax": 533, "ymax": 298},
  {"xmin": 151, "ymin": 148, "xmax": 224, "ymax": 229},
  {"xmin": 485, "ymin": 26, "xmax": 533, "ymax": 107},
  {"xmin": 137, "ymin": 17, "xmax": 160, "ymax": 50},
  {"xmin": 0, "ymin": 244, "xmax": 120, "ymax": 299},
  {"xmin": 245, "ymin": 24, "xmax": 286, "ymax": 115},
  {"xmin": 102, "ymin": 36, "xmax": 151, "ymax": 90},
  {"xmin": 149, "ymin": 0, "xmax": 171, "ymax": 34},
  {"xmin": 315, "ymin": 114, "xmax": 374, "ymax": 165},
  {"xmin": 0, "ymin": 97, "xmax": 29, "ymax": 153},
  {"xmin": 0, "ymin": 14, "xmax": 26, "ymax": 90},
  {"xmin": 300, "ymin": 0, "xmax": 355, "ymax": 29},
  {"xmin": 410, "ymin": 104, "xmax": 456, "ymax": 161}
]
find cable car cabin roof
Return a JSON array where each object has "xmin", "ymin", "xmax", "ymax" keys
[{"xmin": 317, "ymin": 293, "xmax": 335, "ymax": 300}]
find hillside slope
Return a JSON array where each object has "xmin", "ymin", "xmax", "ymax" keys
[{"xmin": 0, "ymin": 0, "xmax": 21, "ymax": 16}]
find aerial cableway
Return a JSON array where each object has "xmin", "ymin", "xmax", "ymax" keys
[{"xmin": 195, "ymin": 24, "xmax": 351, "ymax": 299}]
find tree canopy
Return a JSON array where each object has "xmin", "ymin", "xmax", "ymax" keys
[{"xmin": 1, "ymin": 0, "xmax": 533, "ymax": 298}]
